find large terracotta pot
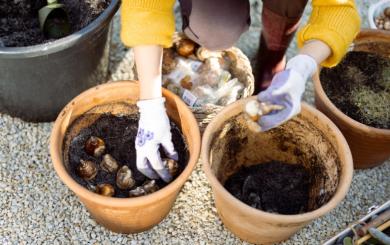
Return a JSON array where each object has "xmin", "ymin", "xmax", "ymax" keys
[
  {"xmin": 314, "ymin": 29, "xmax": 390, "ymax": 169},
  {"xmin": 50, "ymin": 81, "xmax": 201, "ymax": 233},
  {"xmin": 201, "ymin": 97, "xmax": 353, "ymax": 244}
]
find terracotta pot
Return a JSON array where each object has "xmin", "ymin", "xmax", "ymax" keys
[
  {"xmin": 314, "ymin": 29, "xmax": 390, "ymax": 169},
  {"xmin": 201, "ymin": 97, "xmax": 353, "ymax": 244},
  {"xmin": 50, "ymin": 81, "xmax": 201, "ymax": 233}
]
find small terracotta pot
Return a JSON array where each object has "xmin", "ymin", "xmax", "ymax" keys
[
  {"xmin": 201, "ymin": 97, "xmax": 353, "ymax": 244},
  {"xmin": 50, "ymin": 81, "xmax": 201, "ymax": 233},
  {"xmin": 314, "ymin": 29, "xmax": 390, "ymax": 169}
]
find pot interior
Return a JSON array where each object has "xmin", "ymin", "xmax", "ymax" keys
[
  {"xmin": 61, "ymin": 101, "xmax": 190, "ymax": 197},
  {"xmin": 63, "ymin": 101, "xmax": 138, "ymax": 171},
  {"xmin": 209, "ymin": 112, "xmax": 341, "ymax": 212}
]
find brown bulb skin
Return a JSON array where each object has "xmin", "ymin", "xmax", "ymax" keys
[
  {"xmin": 100, "ymin": 154, "xmax": 119, "ymax": 173},
  {"xmin": 96, "ymin": 184, "xmax": 115, "ymax": 197},
  {"xmin": 116, "ymin": 166, "xmax": 135, "ymax": 190},
  {"xmin": 85, "ymin": 136, "xmax": 105, "ymax": 158},
  {"xmin": 77, "ymin": 159, "xmax": 98, "ymax": 180}
]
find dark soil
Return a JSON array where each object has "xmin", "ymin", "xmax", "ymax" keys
[
  {"xmin": 320, "ymin": 51, "xmax": 390, "ymax": 129},
  {"xmin": 0, "ymin": 0, "xmax": 111, "ymax": 47},
  {"xmin": 67, "ymin": 113, "xmax": 189, "ymax": 198},
  {"xmin": 224, "ymin": 161, "xmax": 311, "ymax": 214}
]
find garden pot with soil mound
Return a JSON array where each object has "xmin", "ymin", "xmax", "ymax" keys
[
  {"xmin": 201, "ymin": 97, "xmax": 353, "ymax": 244},
  {"xmin": 0, "ymin": 0, "xmax": 119, "ymax": 122},
  {"xmin": 50, "ymin": 81, "xmax": 201, "ymax": 233},
  {"xmin": 314, "ymin": 29, "xmax": 390, "ymax": 169}
]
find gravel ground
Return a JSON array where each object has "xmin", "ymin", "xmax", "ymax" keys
[{"xmin": 0, "ymin": 0, "xmax": 389, "ymax": 244}]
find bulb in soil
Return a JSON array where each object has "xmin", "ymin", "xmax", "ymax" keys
[
  {"xmin": 142, "ymin": 180, "xmax": 159, "ymax": 194},
  {"xmin": 85, "ymin": 136, "xmax": 105, "ymax": 158},
  {"xmin": 177, "ymin": 39, "xmax": 196, "ymax": 57},
  {"xmin": 100, "ymin": 154, "xmax": 119, "ymax": 173},
  {"xmin": 163, "ymin": 158, "xmax": 179, "ymax": 177},
  {"xmin": 116, "ymin": 166, "xmax": 135, "ymax": 190},
  {"xmin": 96, "ymin": 184, "xmax": 115, "ymax": 197},
  {"xmin": 77, "ymin": 160, "xmax": 98, "ymax": 180},
  {"xmin": 129, "ymin": 186, "xmax": 146, "ymax": 197}
]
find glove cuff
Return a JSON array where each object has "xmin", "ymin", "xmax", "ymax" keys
[
  {"xmin": 286, "ymin": 54, "xmax": 317, "ymax": 81},
  {"xmin": 137, "ymin": 97, "xmax": 166, "ymax": 112}
]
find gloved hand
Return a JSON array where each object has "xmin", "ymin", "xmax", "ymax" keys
[
  {"xmin": 136, "ymin": 97, "xmax": 178, "ymax": 183},
  {"xmin": 257, "ymin": 54, "xmax": 317, "ymax": 131}
]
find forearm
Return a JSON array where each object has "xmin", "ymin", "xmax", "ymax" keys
[
  {"xmin": 134, "ymin": 45, "xmax": 163, "ymax": 100},
  {"xmin": 299, "ymin": 40, "xmax": 331, "ymax": 65},
  {"xmin": 297, "ymin": 0, "xmax": 360, "ymax": 67}
]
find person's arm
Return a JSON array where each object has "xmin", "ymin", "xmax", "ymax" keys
[
  {"xmin": 120, "ymin": 0, "xmax": 177, "ymax": 182},
  {"xmin": 134, "ymin": 45, "xmax": 163, "ymax": 100},
  {"xmin": 257, "ymin": 0, "xmax": 361, "ymax": 131},
  {"xmin": 299, "ymin": 40, "xmax": 331, "ymax": 65},
  {"xmin": 134, "ymin": 45, "xmax": 177, "ymax": 183},
  {"xmin": 297, "ymin": 0, "xmax": 361, "ymax": 67}
]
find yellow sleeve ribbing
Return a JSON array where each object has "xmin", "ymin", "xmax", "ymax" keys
[
  {"xmin": 297, "ymin": 0, "xmax": 361, "ymax": 67},
  {"xmin": 120, "ymin": 0, "xmax": 176, "ymax": 48}
]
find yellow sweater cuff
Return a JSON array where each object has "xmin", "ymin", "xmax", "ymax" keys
[
  {"xmin": 298, "ymin": 5, "xmax": 361, "ymax": 67},
  {"xmin": 120, "ymin": 0, "xmax": 175, "ymax": 48}
]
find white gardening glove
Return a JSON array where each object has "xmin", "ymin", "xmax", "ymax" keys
[
  {"xmin": 136, "ymin": 97, "xmax": 178, "ymax": 183},
  {"xmin": 257, "ymin": 54, "xmax": 317, "ymax": 131}
]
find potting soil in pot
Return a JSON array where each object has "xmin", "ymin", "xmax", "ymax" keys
[
  {"xmin": 64, "ymin": 105, "xmax": 189, "ymax": 198},
  {"xmin": 320, "ymin": 51, "xmax": 390, "ymax": 129},
  {"xmin": 224, "ymin": 161, "xmax": 310, "ymax": 214},
  {"xmin": 0, "ymin": 0, "xmax": 111, "ymax": 47}
]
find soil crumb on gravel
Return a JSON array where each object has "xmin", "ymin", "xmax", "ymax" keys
[{"xmin": 224, "ymin": 161, "xmax": 310, "ymax": 214}]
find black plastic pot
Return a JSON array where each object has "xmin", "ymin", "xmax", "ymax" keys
[{"xmin": 0, "ymin": 0, "xmax": 120, "ymax": 122}]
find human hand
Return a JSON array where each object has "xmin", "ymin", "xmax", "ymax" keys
[
  {"xmin": 136, "ymin": 97, "xmax": 178, "ymax": 183},
  {"xmin": 257, "ymin": 54, "xmax": 317, "ymax": 131}
]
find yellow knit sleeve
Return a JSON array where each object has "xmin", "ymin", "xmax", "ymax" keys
[
  {"xmin": 297, "ymin": 0, "xmax": 361, "ymax": 67},
  {"xmin": 120, "ymin": 0, "xmax": 176, "ymax": 48}
]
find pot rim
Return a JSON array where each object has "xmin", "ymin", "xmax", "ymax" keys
[
  {"xmin": 50, "ymin": 81, "xmax": 201, "ymax": 208},
  {"xmin": 314, "ymin": 30, "xmax": 390, "ymax": 136},
  {"xmin": 0, "ymin": 0, "xmax": 120, "ymax": 58},
  {"xmin": 201, "ymin": 98, "xmax": 354, "ymax": 223},
  {"xmin": 354, "ymin": 28, "xmax": 390, "ymax": 44}
]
